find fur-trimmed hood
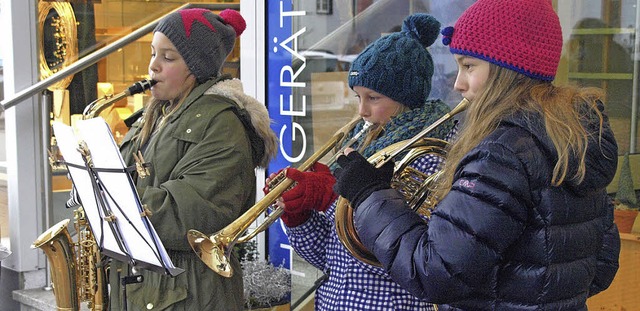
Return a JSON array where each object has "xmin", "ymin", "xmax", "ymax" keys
[{"xmin": 205, "ymin": 78, "xmax": 278, "ymax": 168}]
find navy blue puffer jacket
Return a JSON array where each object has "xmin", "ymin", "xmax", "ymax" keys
[{"xmin": 353, "ymin": 102, "xmax": 620, "ymax": 310}]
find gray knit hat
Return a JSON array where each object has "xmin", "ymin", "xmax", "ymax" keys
[
  {"xmin": 348, "ymin": 14, "xmax": 440, "ymax": 109},
  {"xmin": 154, "ymin": 8, "xmax": 246, "ymax": 83}
]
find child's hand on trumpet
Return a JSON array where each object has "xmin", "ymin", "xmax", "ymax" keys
[
  {"xmin": 264, "ymin": 162, "xmax": 337, "ymax": 227},
  {"xmin": 333, "ymin": 148, "xmax": 394, "ymax": 209}
]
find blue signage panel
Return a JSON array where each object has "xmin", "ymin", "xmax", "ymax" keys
[{"xmin": 265, "ymin": 1, "xmax": 309, "ymax": 273}]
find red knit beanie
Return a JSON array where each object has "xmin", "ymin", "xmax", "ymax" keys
[{"xmin": 441, "ymin": 0, "xmax": 563, "ymax": 81}]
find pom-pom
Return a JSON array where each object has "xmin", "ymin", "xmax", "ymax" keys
[
  {"xmin": 441, "ymin": 26, "xmax": 454, "ymax": 46},
  {"xmin": 219, "ymin": 9, "xmax": 246, "ymax": 37},
  {"xmin": 402, "ymin": 13, "xmax": 441, "ymax": 48},
  {"xmin": 441, "ymin": 26, "xmax": 454, "ymax": 37}
]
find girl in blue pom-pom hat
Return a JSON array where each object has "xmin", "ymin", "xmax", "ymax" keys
[{"xmin": 264, "ymin": 13, "xmax": 456, "ymax": 311}]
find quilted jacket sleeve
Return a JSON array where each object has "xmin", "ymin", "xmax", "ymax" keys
[
  {"xmin": 354, "ymin": 141, "xmax": 530, "ymax": 302},
  {"xmin": 588, "ymin": 199, "xmax": 620, "ymax": 297}
]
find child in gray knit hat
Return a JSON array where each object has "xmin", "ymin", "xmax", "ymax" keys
[
  {"xmin": 154, "ymin": 8, "xmax": 245, "ymax": 83},
  {"xmin": 109, "ymin": 8, "xmax": 278, "ymax": 311},
  {"xmin": 264, "ymin": 13, "xmax": 456, "ymax": 311}
]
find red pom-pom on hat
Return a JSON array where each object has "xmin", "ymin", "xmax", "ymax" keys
[{"xmin": 219, "ymin": 9, "xmax": 246, "ymax": 37}]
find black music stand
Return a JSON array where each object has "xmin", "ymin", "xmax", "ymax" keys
[{"xmin": 52, "ymin": 118, "xmax": 183, "ymax": 309}]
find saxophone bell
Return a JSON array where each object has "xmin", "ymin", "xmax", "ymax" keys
[
  {"xmin": 32, "ymin": 219, "xmax": 81, "ymax": 310},
  {"xmin": 32, "ymin": 212, "xmax": 109, "ymax": 310}
]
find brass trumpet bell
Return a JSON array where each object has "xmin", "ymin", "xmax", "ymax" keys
[
  {"xmin": 188, "ymin": 132, "xmax": 347, "ymax": 277},
  {"xmin": 187, "ymin": 230, "xmax": 232, "ymax": 277}
]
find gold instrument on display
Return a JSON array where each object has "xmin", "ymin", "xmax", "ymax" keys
[
  {"xmin": 188, "ymin": 121, "xmax": 374, "ymax": 277},
  {"xmin": 33, "ymin": 79, "xmax": 156, "ymax": 310},
  {"xmin": 335, "ymin": 98, "xmax": 469, "ymax": 266}
]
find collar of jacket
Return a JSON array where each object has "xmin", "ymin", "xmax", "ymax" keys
[
  {"xmin": 161, "ymin": 74, "xmax": 232, "ymax": 124},
  {"xmin": 124, "ymin": 75, "xmax": 233, "ymax": 128}
]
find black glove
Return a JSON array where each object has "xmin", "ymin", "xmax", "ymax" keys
[{"xmin": 333, "ymin": 151, "xmax": 394, "ymax": 209}]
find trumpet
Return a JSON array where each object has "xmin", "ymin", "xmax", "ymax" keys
[{"xmin": 187, "ymin": 120, "xmax": 374, "ymax": 277}]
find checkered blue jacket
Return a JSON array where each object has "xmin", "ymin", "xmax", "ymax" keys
[{"xmin": 285, "ymin": 150, "xmax": 449, "ymax": 310}]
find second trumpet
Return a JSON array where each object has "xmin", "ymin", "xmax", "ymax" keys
[{"xmin": 187, "ymin": 120, "xmax": 375, "ymax": 277}]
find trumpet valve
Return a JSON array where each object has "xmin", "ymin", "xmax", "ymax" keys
[{"xmin": 267, "ymin": 172, "xmax": 285, "ymax": 189}]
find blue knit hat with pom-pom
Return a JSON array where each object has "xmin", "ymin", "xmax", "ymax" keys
[{"xmin": 348, "ymin": 14, "xmax": 440, "ymax": 109}]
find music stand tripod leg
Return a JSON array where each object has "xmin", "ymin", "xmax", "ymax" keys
[{"xmin": 119, "ymin": 269, "xmax": 143, "ymax": 311}]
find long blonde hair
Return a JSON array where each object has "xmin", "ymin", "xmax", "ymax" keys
[{"xmin": 434, "ymin": 64, "xmax": 604, "ymax": 199}]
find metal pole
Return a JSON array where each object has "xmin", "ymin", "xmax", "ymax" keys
[
  {"xmin": 41, "ymin": 91, "xmax": 53, "ymax": 291},
  {"xmin": 631, "ymin": 0, "xmax": 640, "ymax": 153},
  {"xmin": 0, "ymin": 3, "xmax": 239, "ymax": 111}
]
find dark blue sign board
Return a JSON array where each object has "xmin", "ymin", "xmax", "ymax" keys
[{"xmin": 266, "ymin": 1, "xmax": 309, "ymax": 273}]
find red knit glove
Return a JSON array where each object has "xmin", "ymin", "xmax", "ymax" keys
[{"xmin": 279, "ymin": 162, "xmax": 338, "ymax": 227}]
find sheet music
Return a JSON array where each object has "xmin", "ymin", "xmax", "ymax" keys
[{"xmin": 53, "ymin": 118, "xmax": 181, "ymax": 276}]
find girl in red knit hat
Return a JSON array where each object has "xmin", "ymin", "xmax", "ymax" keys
[{"xmin": 333, "ymin": 0, "xmax": 620, "ymax": 310}]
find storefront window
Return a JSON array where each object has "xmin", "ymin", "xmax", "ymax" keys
[{"xmin": 560, "ymin": 0, "xmax": 639, "ymax": 154}]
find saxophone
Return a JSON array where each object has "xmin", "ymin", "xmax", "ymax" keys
[
  {"xmin": 33, "ymin": 79, "xmax": 156, "ymax": 310},
  {"xmin": 74, "ymin": 208, "xmax": 108, "ymax": 310},
  {"xmin": 32, "ymin": 209, "xmax": 108, "ymax": 311}
]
